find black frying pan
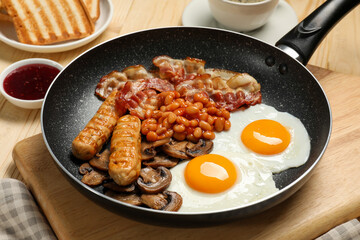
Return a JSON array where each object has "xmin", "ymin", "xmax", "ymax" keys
[{"xmin": 41, "ymin": 0, "xmax": 359, "ymax": 227}]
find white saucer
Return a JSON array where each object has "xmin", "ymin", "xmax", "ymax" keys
[
  {"xmin": 182, "ymin": 0, "xmax": 298, "ymax": 45},
  {"xmin": 0, "ymin": 0, "xmax": 113, "ymax": 53}
]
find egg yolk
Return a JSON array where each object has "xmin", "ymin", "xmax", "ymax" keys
[
  {"xmin": 241, "ymin": 119, "xmax": 290, "ymax": 155},
  {"xmin": 184, "ymin": 154, "xmax": 238, "ymax": 194}
]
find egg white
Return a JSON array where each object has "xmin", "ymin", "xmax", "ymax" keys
[
  {"xmin": 167, "ymin": 151, "xmax": 279, "ymax": 213},
  {"xmin": 167, "ymin": 103, "xmax": 310, "ymax": 212},
  {"xmin": 212, "ymin": 104, "xmax": 311, "ymax": 173}
]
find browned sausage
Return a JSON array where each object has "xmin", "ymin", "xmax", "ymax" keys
[
  {"xmin": 108, "ymin": 115, "xmax": 141, "ymax": 186},
  {"xmin": 72, "ymin": 90, "xmax": 120, "ymax": 160}
]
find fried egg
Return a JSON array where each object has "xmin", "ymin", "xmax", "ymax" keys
[
  {"xmin": 212, "ymin": 104, "xmax": 311, "ymax": 173},
  {"xmin": 167, "ymin": 152, "xmax": 278, "ymax": 212},
  {"xmin": 167, "ymin": 103, "xmax": 310, "ymax": 212}
]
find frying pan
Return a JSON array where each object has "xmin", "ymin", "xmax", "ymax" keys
[{"xmin": 41, "ymin": 0, "xmax": 359, "ymax": 227}]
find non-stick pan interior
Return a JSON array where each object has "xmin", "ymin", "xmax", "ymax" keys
[{"xmin": 42, "ymin": 27, "xmax": 331, "ymax": 225}]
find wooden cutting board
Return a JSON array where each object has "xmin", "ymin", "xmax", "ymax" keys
[{"xmin": 12, "ymin": 66, "xmax": 360, "ymax": 240}]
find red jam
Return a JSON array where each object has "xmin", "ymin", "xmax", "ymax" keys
[{"xmin": 3, "ymin": 64, "xmax": 60, "ymax": 100}]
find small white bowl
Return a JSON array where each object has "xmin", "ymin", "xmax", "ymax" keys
[
  {"xmin": 208, "ymin": 0, "xmax": 279, "ymax": 32},
  {"xmin": 0, "ymin": 58, "xmax": 63, "ymax": 109}
]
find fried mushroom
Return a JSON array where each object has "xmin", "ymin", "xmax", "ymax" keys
[
  {"xmin": 141, "ymin": 137, "xmax": 171, "ymax": 160},
  {"xmin": 105, "ymin": 190, "xmax": 142, "ymax": 206},
  {"xmin": 185, "ymin": 139, "xmax": 213, "ymax": 158},
  {"xmin": 143, "ymin": 154, "xmax": 179, "ymax": 168},
  {"xmin": 81, "ymin": 169, "xmax": 109, "ymax": 186},
  {"xmin": 141, "ymin": 191, "xmax": 182, "ymax": 211},
  {"xmin": 160, "ymin": 139, "xmax": 191, "ymax": 159},
  {"xmin": 137, "ymin": 166, "xmax": 172, "ymax": 194},
  {"xmin": 89, "ymin": 149, "xmax": 110, "ymax": 171}
]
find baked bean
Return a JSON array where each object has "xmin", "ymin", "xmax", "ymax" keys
[
  {"xmin": 224, "ymin": 120, "xmax": 231, "ymax": 130},
  {"xmin": 156, "ymin": 127, "xmax": 167, "ymax": 136},
  {"xmin": 193, "ymin": 127, "xmax": 202, "ymax": 138},
  {"xmin": 199, "ymin": 112, "xmax": 209, "ymax": 121},
  {"xmin": 164, "ymin": 94, "xmax": 174, "ymax": 105},
  {"xmin": 203, "ymin": 131, "xmax": 215, "ymax": 140},
  {"xmin": 186, "ymin": 133, "xmax": 198, "ymax": 143},
  {"xmin": 173, "ymin": 107, "xmax": 185, "ymax": 116},
  {"xmin": 194, "ymin": 92, "xmax": 209, "ymax": 104},
  {"xmin": 185, "ymin": 105, "xmax": 200, "ymax": 115},
  {"xmin": 193, "ymin": 102, "xmax": 203, "ymax": 110},
  {"xmin": 207, "ymin": 115, "xmax": 215, "ymax": 125},
  {"xmin": 205, "ymin": 101, "xmax": 216, "ymax": 108},
  {"xmin": 173, "ymin": 132, "xmax": 186, "ymax": 141},
  {"xmin": 162, "ymin": 118, "xmax": 172, "ymax": 129},
  {"xmin": 174, "ymin": 91, "xmax": 180, "ymax": 99},
  {"xmin": 143, "ymin": 118, "xmax": 157, "ymax": 124},
  {"xmin": 144, "ymin": 109, "xmax": 153, "ymax": 119},
  {"xmin": 189, "ymin": 119, "xmax": 198, "ymax": 127},
  {"xmin": 148, "ymin": 123, "xmax": 157, "ymax": 132},
  {"xmin": 199, "ymin": 120, "xmax": 211, "ymax": 131},
  {"xmin": 173, "ymin": 124, "xmax": 186, "ymax": 133},
  {"xmin": 146, "ymin": 131, "xmax": 158, "ymax": 141},
  {"xmin": 167, "ymin": 112, "xmax": 177, "ymax": 124},
  {"xmin": 222, "ymin": 110, "xmax": 230, "ymax": 120},
  {"xmin": 167, "ymin": 102, "xmax": 180, "ymax": 111},
  {"xmin": 165, "ymin": 129, "xmax": 174, "ymax": 138},
  {"xmin": 176, "ymin": 116, "xmax": 190, "ymax": 127},
  {"xmin": 207, "ymin": 107, "xmax": 218, "ymax": 115},
  {"xmin": 152, "ymin": 110, "xmax": 163, "ymax": 119},
  {"xmin": 214, "ymin": 117, "xmax": 225, "ymax": 132},
  {"xmin": 160, "ymin": 106, "xmax": 167, "ymax": 112}
]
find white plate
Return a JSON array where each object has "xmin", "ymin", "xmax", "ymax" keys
[
  {"xmin": 182, "ymin": 0, "xmax": 298, "ymax": 45},
  {"xmin": 0, "ymin": 0, "xmax": 113, "ymax": 53}
]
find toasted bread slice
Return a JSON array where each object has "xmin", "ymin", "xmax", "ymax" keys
[
  {"xmin": 0, "ymin": 0, "xmax": 12, "ymax": 22},
  {"xmin": 2, "ymin": 0, "xmax": 94, "ymax": 45},
  {"xmin": 84, "ymin": 0, "xmax": 100, "ymax": 23}
]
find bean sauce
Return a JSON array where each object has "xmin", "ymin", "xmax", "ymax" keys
[{"xmin": 3, "ymin": 64, "xmax": 60, "ymax": 100}]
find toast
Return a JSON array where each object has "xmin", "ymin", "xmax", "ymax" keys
[
  {"xmin": 2, "ymin": 0, "xmax": 94, "ymax": 45},
  {"xmin": 84, "ymin": 0, "xmax": 100, "ymax": 23},
  {"xmin": 0, "ymin": 0, "xmax": 12, "ymax": 22}
]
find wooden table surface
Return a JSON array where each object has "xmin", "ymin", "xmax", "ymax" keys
[{"xmin": 0, "ymin": 0, "xmax": 359, "ymax": 233}]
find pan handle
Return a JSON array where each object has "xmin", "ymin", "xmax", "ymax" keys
[{"xmin": 275, "ymin": 0, "xmax": 360, "ymax": 65}]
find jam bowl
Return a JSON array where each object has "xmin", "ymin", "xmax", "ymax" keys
[{"xmin": 0, "ymin": 58, "xmax": 63, "ymax": 109}]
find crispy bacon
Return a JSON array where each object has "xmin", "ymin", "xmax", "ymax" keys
[
  {"xmin": 96, "ymin": 56, "xmax": 261, "ymax": 115},
  {"xmin": 115, "ymin": 78, "xmax": 174, "ymax": 119}
]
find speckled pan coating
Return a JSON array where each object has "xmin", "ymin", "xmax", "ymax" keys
[{"xmin": 41, "ymin": 27, "xmax": 331, "ymax": 227}]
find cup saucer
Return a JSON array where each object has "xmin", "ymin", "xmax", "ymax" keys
[{"xmin": 182, "ymin": 0, "xmax": 298, "ymax": 45}]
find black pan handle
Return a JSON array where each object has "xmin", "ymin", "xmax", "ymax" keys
[{"xmin": 275, "ymin": 0, "xmax": 360, "ymax": 65}]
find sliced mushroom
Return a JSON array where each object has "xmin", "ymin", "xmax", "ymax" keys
[
  {"xmin": 140, "ymin": 193, "xmax": 168, "ymax": 210},
  {"xmin": 162, "ymin": 191, "xmax": 183, "ymax": 212},
  {"xmin": 185, "ymin": 139, "xmax": 213, "ymax": 158},
  {"xmin": 143, "ymin": 154, "xmax": 179, "ymax": 168},
  {"xmin": 89, "ymin": 149, "xmax": 110, "ymax": 171},
  {"xmin": 103, "ymin": 181, "xmax": 136, "ymax": 193},
  {"xmin": 79, "ymin": 163, "xmax": 92, "ymax": 175},
  {"xmin": 105, "ymin": 190, "xmax": 142, "ymax": 206},
  {"xmin": 136, "ymin": 166, "xmax": 172, "ymax": 194},
  {"xmin": 160, "ymin": 139, "xmax": 191, "ymax": 159},
  {"xmin": 81, "ymin": 169, "xmax": 109, "ymax": 186},
  {"xmin": 140, "ymin": 191, "xmax": 182, "ymax": 211},
  {"xmin": 141, "ymin": 137, "xmax": 171, "ymax": 160}
]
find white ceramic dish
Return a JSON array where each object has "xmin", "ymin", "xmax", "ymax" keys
[
  {"xmin": 182, "ymin": 0, "xmax": 298, "ymax": 45},
  {"xmin": 0, "ymin": 58, "xmax": 63, "ymax": 109},
  {"xmin": 208, "ymin": 0, "xmax": 279, "ymax": 32},
  {"xmin": 0, "ymin": 0, "xmax": 113, "ymax": 53}
]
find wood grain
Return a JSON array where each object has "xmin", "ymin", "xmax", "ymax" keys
[
  {"xmin": 12, "ymin": 66, "xmax": 360, "ymax": 240},
  {"xmin": 1, "ymin": 0, "xmax": 360, "ymax": 180}
]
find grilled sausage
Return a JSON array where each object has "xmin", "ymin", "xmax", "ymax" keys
[
  {"xmin": 72, "ymin": 90, "xmax": 121, "ymax": 160},
  {"xmin": 109, "ymin": 115, "xmax": 142, "ymax": 186}
]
